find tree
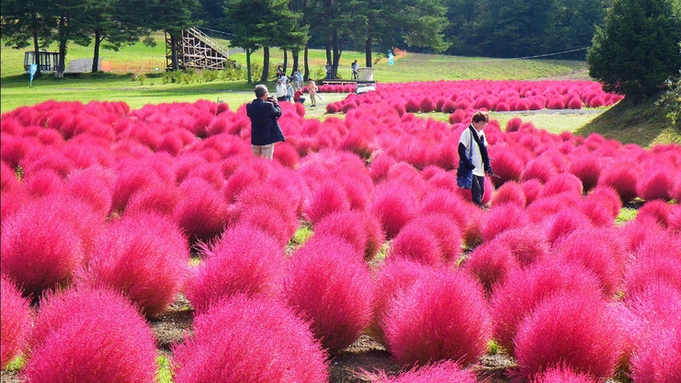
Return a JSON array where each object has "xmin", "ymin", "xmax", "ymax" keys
[
  {"xmin": 305, "ymin": 0, "xmax": 367, "ymax": 78},
  {"xmin": 80, "ymin": 0, "xmax": 154, "ymax": 72},
  {"xmin": 1, "ymin": 0, "xmax": 55, "ymax": 76},
  {"xmin": 52, "ymin": 0, "xmax": 91, "ymax": 76},
  {"xmin": 588, "ymin": 0, "xmax": 681, "ymax": 101},
  {"xmin": 361, "ymin": 0, "xmax": 450, "ymax": 67},
  {"xmin": 224, "ymin": 0, "xmax": 306, "ymax": 82},
  {"xmin": 150, "ymin": 0, "xmax": 199, "ymax": 71}
]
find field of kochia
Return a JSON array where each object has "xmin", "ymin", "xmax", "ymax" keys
[{"xmin": 1, "ymin": 79, "xmax": 680, "ymax": 383}]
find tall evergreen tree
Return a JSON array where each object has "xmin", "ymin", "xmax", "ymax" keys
[
  {"xmin": 588, "ymin": 0, "xmax": 681, "ymax": 101},
  {"xmin": 79, "ymin": 0, "xmax": 154, "ymax": 72},
  {"xmin": 52, "ymin": 0, "xmax": 91, "ymax": 76},
  {"xmin": 1, "ymin": 0, "xmax": 55, "ymax": 76},
  {"xmin": 224, "ymin": 0, "xmax": 306, "ymax": 82},
  {"xmin": 150, "ymin": 0, "xmax": 199, "ymax": 71},
  {"xmin": 361, "ymin": 0, "xmax": 450, "ymax": 67}
]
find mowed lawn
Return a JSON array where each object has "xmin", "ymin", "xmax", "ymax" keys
[{"xmin": 2, "ymin": 33, "xmax": 589, "ymax": 113}]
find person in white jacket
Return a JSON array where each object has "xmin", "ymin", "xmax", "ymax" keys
[{"xmin": 275, "ymin": 78, "xmax": 287, "ymax": 102}]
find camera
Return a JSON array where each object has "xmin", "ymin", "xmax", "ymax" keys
[{"xmin": 267, "ymin": 96, "xmax": 276, "ymax": 102}]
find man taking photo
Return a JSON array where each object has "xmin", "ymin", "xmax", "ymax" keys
[{"xmin": 246, "ymin": 84, "xmax": 285, "ymax": 159}]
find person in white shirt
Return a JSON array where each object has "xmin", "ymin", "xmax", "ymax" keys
[
  {"xmin": 458, "ymin": 110, "xmax": 496, "ymax": 209},
  {"xmin": 275, "ymin": 78, "xmax": 287, "ymax": 102}
]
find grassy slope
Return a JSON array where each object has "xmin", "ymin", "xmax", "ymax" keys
[
  {"xmin": 576, "ymin": 97, "xmax": 681, "ymax": 147},
  {"xmin": 2, "ymin": 35, "xmax": 679, "ymax": 147}
]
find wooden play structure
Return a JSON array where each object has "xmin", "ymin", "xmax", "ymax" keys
[{"xmin": 165, "ymin": 27, "xmax": 231, "ymax": 71}]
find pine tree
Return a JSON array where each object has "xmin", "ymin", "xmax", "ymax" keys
[{"xmin": 588, "ymin": 0, "xmax": 681, "ymax": 101}]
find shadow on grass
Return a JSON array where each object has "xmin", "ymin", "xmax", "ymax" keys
[{"xmin": 576, "ymin": 97, "xmax": 681, "ymax": 148}]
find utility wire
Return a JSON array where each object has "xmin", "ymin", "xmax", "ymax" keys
[
  {"xmin": 398, "ymin": 47, "xmax": 590, "ymax": 63},
  {"xmin": 196, "ymin": 26, "xmax": 237, "ymax": 38}
]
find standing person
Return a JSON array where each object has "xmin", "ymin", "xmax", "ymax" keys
[
  {"xmin": 275, "ymin": 78, "xmax": 287, "ymax": 102},
  {"xmin": 296, "ymin": 70, "xmax": 303, "ymax": 89},
  {"xmin": 308, "ymin": 80, "xmax": 318, "ymax": 107},
  {"xmin": 285, "ymin": 78, "xmax": 294, "ymax": 102},
  {"xmin": 351, "ymin": 60, "xmax": 358, "ymax": 80},
  {"xmin": 276, "ymin": 65, "xmax": 283, "ymax": 80},
  {"xmin": 325, "ymin": 63, "xmax": 332, "ymax": 80},
  {"xmin": 246, "ymin": 84, "xmax": 285, "ymax": 160},
  {"xmin": 291, "ymin": 70, "xmax": 300, "ymax": 90},
  {"xmin": 458, "ymin": 110, "xmax": 495, "ymax": 209}
]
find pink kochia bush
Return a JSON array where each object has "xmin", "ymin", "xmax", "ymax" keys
[
  {"xmin": 490, "ymin": 259, "xmax": 604, "ymax": 355},
  {"xmin": 372, "ymin": 181, "xmax": 420, "ymax": 239},
  {"xmin": 24, "ymin": 287, "xmax": 157, "ymax": 383},
  {"xmin": 172, "ymin": 295, "xmax": 329, "ymax": 383},
  {"xmin": 313, "ymin": 210, "xmax": 386, "ymax": 261},
  {"xmin": 78, "ymin": 211, "xmax": 191, "ymax": 318},
  {"xmin": 626, "ymin": 282, "xmax": 681, "ymax": 383},
  {"xmin": 531, "ymin": 367, "xmax": 599, "ymax": 383},
  {"xmin": 381, "ymin": 269, "xmax": 491, "ymax": 367},
  {"xmin": 1, "ymin": 276, "xmax": 32, "ymax": 369},
  {"xmin": 174, "ymin": 177, "xmax": 230, "ymax": 245},
  {"xmin": 367, "ymin": 360, "xmax": 478, "ymax": 383},
  {"xmin": 464, "ymin": 239, "xmax": 520, "ymax": 294},
  {"xmin": 370, "ymin": 259, "xmax": 439, "ymax": 343},
  {"xmin": 187, "ymin": 223, "xmax": 286, "ymax": 313},
  {"xmin": 281, "ymin": 235, "xmax": 375, "ymax": 354},
  {"xmin": 514, "ymin": 292, "xmax": 625, "ymax": 380},
  {"xmin": 1, "ymin": 196, "xmax": 87, "ymax": 300}
]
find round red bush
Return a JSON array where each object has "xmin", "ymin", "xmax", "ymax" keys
[
  {"xmin": 464, "ymin": 239, "xmax": 520, "ymax": 295},
  {"xmin": 490, "ymin": 259, "xmax": 604, "ymax": 355},
  {"xmin": 368, "ymin": 360, "xmax": 478, "ymax": 383},
  {"xmin": 25, "ymin": 287, "xmax": 157, "ymax": 383},
  {"xmin": 1, "ymin": 276, "xmax": 32, "ymax": 369},
  {"xmin": 172, "ymin": 295, "xmax": 329, "ymax": 382},
  {"xmin": 490, "ymin": 151, "xmax": 524, "ymax": 186},
  {"xmin": 514, "ymin": 292, "xmax": 624, "ymax": 380},
  {"xmin": 1, "ymin": 197, "xmax": 86, "ymax": 300},
  {"xmin": 637, "ymin": 169, "xmax": 675, "ymax": 201},
  {"xmin": 382, "ymin": 269, "xmax": 490, "ymax": 367},
  {"xmin": 492, "ymin": 181, "xmax": 527, "ymax": 207},
  {"xmin": 372, "ymin": 182, "xmax": 420, "ymax": 239},
  {"xmin": 78, "ymin": 211, "xmax": 191, "ymax": 318},
  {"xmin": 174, "ymin": 177, "xmax": 230, "ymax": 245},
  {"xmin": 389, "ymin": 221, "xmax": 443, "ymax": 265},
  {"xmin": 282, "ymin": 236, "xmax": 374, "ymax": 354},
  {"xmin": 187, "ymin": 224, "xmax": 285, "ymax": 313},
  {"xmin": 599, "ymin": 162, "xmax": 640, "ymax": 203}
]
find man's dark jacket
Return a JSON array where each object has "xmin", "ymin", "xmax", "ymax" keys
[{"xmin": 246, "ymin": 99, "xmax": 285, "ymax": 145}]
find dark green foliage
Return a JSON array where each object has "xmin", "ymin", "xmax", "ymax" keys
[
  {"xmin": 588, "ymin": 0, "xmax": 681, "ymax": 101},
  {"xmin": 223, "ymin": 0, "xmax": 308, "ymax": 82},
  {"xmin": 444, "ymin": 0, "xmax": 609, "ymax": 59}
]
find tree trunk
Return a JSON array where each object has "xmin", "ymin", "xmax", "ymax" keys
[
  {"xmin": 57, "ymin": 16, "xmax": 67, "ymax": 78},
  {"xmin": 92, "ymin": 30, "xmax": 101, "ymax": 72},
  {"xmin": 292, "ymin": 49, "xmax": 300, "ymax": 74},
  {"xmin": 325, "ymin": 40, "xmax": 332, "ymax": 68},
  {"xmin": 304, "ymin": 43, "xmax": 310, "ymax": 81},
  {"xmin": 171, "ymin": 33, "xmax": 180, "ymax": 71},
  {"xmin": 331, "ymin": 29, "xmax": 340, "ymax": 78},
  {"xmin": 58, "ymin": 38, "xmax": 67, "ymax": 77},
  {"xmin": 365, "ymin": 37, "xmax": 373, "ymax": 68},
  {"xmin": 33, "ymin": 30, "xmax": 41, "ymax": 76},
  {"xmin": 261, "ymin": 45, "xmax": 270, "ymax": 82},
  {"xmin": 283, "ymin": 49, "xmax": 288, "ymax": 74}
]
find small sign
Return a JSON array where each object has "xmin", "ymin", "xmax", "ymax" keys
[{"xmin": 29, "ymin": 64, "xmax": 37, "ymax": 87}]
